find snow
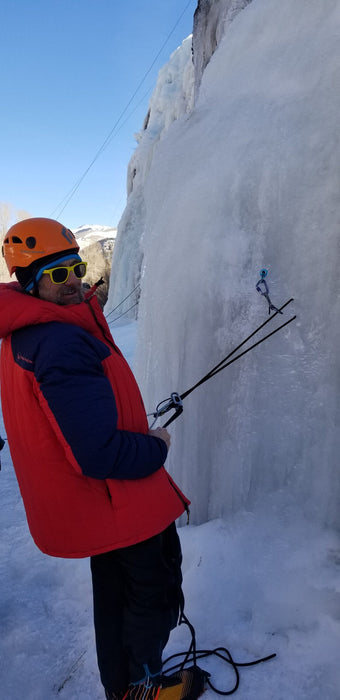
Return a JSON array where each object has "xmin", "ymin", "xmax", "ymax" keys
[{"xmin": 1, "ymin": 322, "xmax": 339, "ymax": 700}]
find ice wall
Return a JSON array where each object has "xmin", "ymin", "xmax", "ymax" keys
[
  {"xmin": 107, "ymin": 0, "xmax": 340, "ymax": 530},
  {"xmin": 127, "ymin": 0, "xmax": 340, "ymax": 530},
  {"xmin": 105, "ymin": 36, "xmax": 194, "ymax": 317}
]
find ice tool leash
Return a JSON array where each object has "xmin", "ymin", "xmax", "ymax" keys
[{"xmin": 150, "ymin": 295, "xmax": 296, "ymax": 429}]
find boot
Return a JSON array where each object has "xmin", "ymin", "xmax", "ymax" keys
[{"xmin": 122, "ymin": 666, "xmax": 208, "ymax": 700}]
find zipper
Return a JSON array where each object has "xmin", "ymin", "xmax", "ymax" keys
[{"xmin": 167, "ymin": 476, "xmax": 190, "ymax": 524}]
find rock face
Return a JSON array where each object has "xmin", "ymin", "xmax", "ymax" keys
[
  {"xmin": 192, "ymin": 0, "xmax": 252, "ymax": 98},
  {"xmin": 80, "ymin": 238, "xmax": 115, "ymax": 308},
  {"xmin": 74, "ymin": 225, "xmax": 116, "ymax": 307}
]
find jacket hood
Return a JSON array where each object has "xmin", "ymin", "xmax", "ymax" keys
[{"xmin": 0, "ymin": 281, "xmax": 112, "ymax": 343}]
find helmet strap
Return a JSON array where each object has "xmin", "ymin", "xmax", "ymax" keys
[{"xmin": 32, "ymin": 280, "xmax": 40, "ymax": 299}]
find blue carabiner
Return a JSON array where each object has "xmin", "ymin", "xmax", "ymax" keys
[{"xmin": 256, "ymin": 269, "xmax": 282, "ymax": 314}]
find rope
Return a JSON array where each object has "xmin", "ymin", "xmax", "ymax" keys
[
  {"xmin": 51, "ymin": 0, "xmax": 195, "ymax": 219},
  {"xmin": 162, "ymin": 299, "xmax": 296, "ymax": 427},
  {"xmin": 163, "ymin": 588, "xmax": 276, "ymax": 696},
  {"xmin": 105, "ymin": 283, "xmax": 140, "ymax": 320},
  {"xmin": 182, "ymin": 299, "xmax": 294, "ymax": 401},
  {"xmin": 163, "ymin": 646, "xmax": 276, "ymax": 696},
  {"xmin": 107, "ymin": 301, "xmax": 139, "ymax": 325}
]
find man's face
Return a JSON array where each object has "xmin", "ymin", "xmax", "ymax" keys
[{"xmin": 37, "ymin": 257, "xmax": 86, "ymax": 305}]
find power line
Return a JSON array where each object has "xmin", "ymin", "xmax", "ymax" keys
[
  {"xmin": 105, "ymin": 283, "xmax": 140, "ymax": 320},
  {"xmin": 50, "ymin": 85, "xmax": 153, "ymax": 219},
  {"xmin": 107, "ymin": 301, "xmax": 139, "ymax": 325},
  {"xmin": 51, "ymin": 0, "xmax": 195, "ymax": 220}
]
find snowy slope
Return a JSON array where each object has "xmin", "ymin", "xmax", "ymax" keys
[{"xmin": 74, "ymin": 224, "xmax": 116, "ymax": 251}]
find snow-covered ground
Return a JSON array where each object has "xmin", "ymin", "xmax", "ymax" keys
[{"xmin": 1, "ymin": 321, "xmax": 339, "ymax": 700}]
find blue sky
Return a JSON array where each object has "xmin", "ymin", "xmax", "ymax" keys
[{"xmin": 0, "ymin": 0, "xmax": 196, "ymax": 230}]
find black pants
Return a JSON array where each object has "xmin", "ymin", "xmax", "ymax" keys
[{"xmin": 90, "ymin": 523, "xmax": 183, "ymax": 695}]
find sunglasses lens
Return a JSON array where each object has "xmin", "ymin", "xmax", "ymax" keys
[
  {"xmin": 74, "ymin": 262, "xmax": 87, "ymax": 279},
  {"xmin": 51, "ymin": 267, "xmax": 68, "ymax": 284}
]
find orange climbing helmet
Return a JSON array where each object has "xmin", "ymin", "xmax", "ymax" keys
[{"xmin": 2, "ymin": 217, "xmax": 79, "ymax": 275}]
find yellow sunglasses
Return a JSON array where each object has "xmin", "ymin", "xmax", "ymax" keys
[{"xmin": 42, "ymin": 261, "xmax": 88, "ymax": 285}]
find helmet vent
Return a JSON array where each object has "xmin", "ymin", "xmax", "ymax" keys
[
  {"xmin": 25, "ymin": 236, "xmax": 36, "ymax": 249},
  {"xmin": 12, "ymin": 236, "xmax": 23, "ymax": 244}
]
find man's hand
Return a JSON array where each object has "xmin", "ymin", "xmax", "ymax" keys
[{"xmin": 148, "ymin": 427, "xmax": 171, "ymax": 451}]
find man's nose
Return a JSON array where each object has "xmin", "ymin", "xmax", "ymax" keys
[{"xmin": 65, "ymin": 269, "xmax": 79, "ymax": 284}]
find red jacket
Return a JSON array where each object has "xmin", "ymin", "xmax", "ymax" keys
[{"xmin": 0, "ymin": 282, "xmax": 189, "ymax": 558}]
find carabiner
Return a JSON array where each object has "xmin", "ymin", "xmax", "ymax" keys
[{"xmin": 149, "ymin": 392, "xmax": 183, "ymax": 428}]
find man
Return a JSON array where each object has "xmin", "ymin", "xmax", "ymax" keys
[{"xmin": 0, "ymin": 218, "xmax": 199, "ymax": 700}]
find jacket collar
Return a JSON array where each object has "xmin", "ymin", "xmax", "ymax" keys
[{"xmin": 0, "ymin": 281, "xmax": 113, "ymax": 345}]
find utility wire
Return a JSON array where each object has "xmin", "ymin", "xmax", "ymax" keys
[
  {"xmin": 50, "ymin": 86, "xmax": 152, "ymax": 220},
  {"xmin": 51, "ymin": 0, "xmax": 195, "ymax": 220},
  {"xmin": 50, "ymin": 108, "xmax": 124, "ymax": 218},
  {"xmin": 107, "ymin": 301, "xmax": 139, "ymax": 325},
  {"xmin": 105, "ymin": 283, "xmax": 140, "ymax": 320}
]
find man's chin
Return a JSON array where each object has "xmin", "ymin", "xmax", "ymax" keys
[{"xmin": 58, "ymin": 291, "xmax": 84, "ymax": 305}]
